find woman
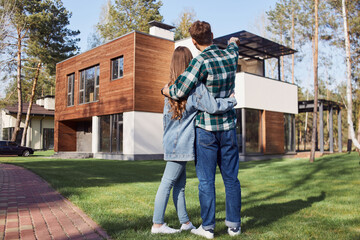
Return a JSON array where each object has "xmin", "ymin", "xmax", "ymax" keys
[{"xmin": 151, "ymin": 46, "xmax": 236, "ymax": 234}]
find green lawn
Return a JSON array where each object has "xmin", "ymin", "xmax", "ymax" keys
[{"xmin": 0, "ymin": 152, "xmax": 359, "ymax": 239}]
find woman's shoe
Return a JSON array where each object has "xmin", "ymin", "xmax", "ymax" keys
[
  {"xmin": 151, "ymin": 223, "xmax": 180, "ymax": 234},
  {"xmin": 180, "ymin": 221, "xmax": 196, "ymax": 231}
]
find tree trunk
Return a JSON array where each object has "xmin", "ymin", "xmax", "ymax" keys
[
  {"xmin": 342, "ymin": 0, "xmax": 360, "ymax": 150},
  {"xmin": 11, "ymin": 29, "xmax": 23, "ymax": 142},
  {"xmin": 310, "ymin": 0, "xmax": 319, "ymax": 163},
  {"xmin": 21, "ymin": 62, "xmax": 42, "ymax": 147}
]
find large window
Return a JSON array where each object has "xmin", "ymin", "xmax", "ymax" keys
[
  {"xmin": 111, "ymin": 56, "xmax": 124, "ymax": 80},
  {"xmin": 79, "ymin": 65, "xmax": 100, "ymax": 104},
  {"xmin": 235, "ymin": 109, "xmax": 243, "ymax": 153},
  {"xmin": 245, "ymin": 109, "xmax": 262, "ymax": 154},
  {"xmin": 2, "ymin": 127, "xmax": 24, "ymax": 145},
  {"xmin": 284, "ymin": 114, "xmax": 295, "ymax": 152},
  {"xmin": 235, "ymin": 108, "xmax": 262, "ymax": 154},
  {"xmin": 99, "ymin": 114, "xmax": 123, "ymax": 153},
  {"xmin": 67, "ymin": 73, "xmax": 75, "ymax": 106},
  {"xmin": 43, "ymin": 128, "xmax": 54, "ymax": 150}
]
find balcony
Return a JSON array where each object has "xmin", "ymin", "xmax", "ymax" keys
[{"xmin": 234, "ymin": 72, "xmax": 298, "ymax": 114}]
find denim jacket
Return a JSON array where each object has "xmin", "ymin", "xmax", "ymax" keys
[{"xmin": 163, "ymin": 83, "xmax": 237, "ymax": 161}]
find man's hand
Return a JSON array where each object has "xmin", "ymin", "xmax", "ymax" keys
[
  {"xmin": 228, "ymin": 37, "xmax": 240, "ymax": 46},
  {"xmin": 161, "ymin": 83, "xmax": 170, "ymax": 97}
]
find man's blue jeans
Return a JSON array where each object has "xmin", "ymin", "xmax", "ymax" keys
[{"xmin": 195, "ymin": 127, "xmax": 241, "ymax": 230}]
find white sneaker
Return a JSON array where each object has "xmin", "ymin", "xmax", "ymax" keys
[
  {"xmin": 180, "ymin": 221, "xmax": 196, "ymax": 231},
  {"xmin": 151, "ymin": 223, "xmax": 180, "ymax": 234},
  {"xmin": 190, "ymin": 225, "xmax": 214, "ymax": 239},
  {"xmin": 228, "ymin": 227, "xmax": 241, "ymax": 236}
]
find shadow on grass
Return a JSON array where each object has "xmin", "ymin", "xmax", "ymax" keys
[
  {"xmin": 3, "ymin": 159, "xmax": 198, "ymax": 188},
  {"xmin": 242, "ymin": 191, "xmax": 326, "ymax": 231}
]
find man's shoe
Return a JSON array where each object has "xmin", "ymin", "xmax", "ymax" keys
[
  {"xmin": 228, "ymin": 227, "xmax": 241, "ymax": 236},
  {"xmin": 151, "ymin": 223, "xmax": 180, "ymax": 234},
  {"xmin": 190, "ymin": 225, "xmax": 214, "ymax": 239},
  {"xmin": 180, "ymin": 221, "xmax": 196, "ymax": 231}
]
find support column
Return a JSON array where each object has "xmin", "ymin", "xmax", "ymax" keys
[
  {"xmin": 338, "ymin": 109, "xmax": 342, "ymax": 152},
  {"xmin": 319, "ymin": 101, "xmax": 324, "ymax": 153},
  {"xmin": 242, "ymin": 108, "xmax": 246, "ymax": 155},
  {"xmin": 92, "ymin": 116, "xmax": 100, "ymax": 154},
  {"xmin": 277, "ymin": 57, "xmax": 281, "ymax": 81},
  {"xmin": 329, "ymin": 106, "xmax": 334, "ymax": 153},
  {"xmin": 292, "ymin": 115, "xmax": 296, "ymax": 152}
]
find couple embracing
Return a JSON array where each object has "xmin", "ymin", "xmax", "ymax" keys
[{"xmin": 151, "ymin": 20, "xmax": 242, "ymax": 239}]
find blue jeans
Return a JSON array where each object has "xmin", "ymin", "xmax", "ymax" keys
[
  {"xmin": 153, "ymin": 161, "xmax": 190, "ymax": 224},
  {"xmin": 195, "ymin": 127, "xmax": 241, "ymax": 230}
]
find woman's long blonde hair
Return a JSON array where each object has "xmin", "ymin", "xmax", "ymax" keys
[{"xmin": 168, "ymin": 46, "xmax": 193, "ymax": 120}]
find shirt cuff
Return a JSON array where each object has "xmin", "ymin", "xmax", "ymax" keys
[{"xmin": 169, "ymin": 85, "xmax": 179, "ymax": 100}]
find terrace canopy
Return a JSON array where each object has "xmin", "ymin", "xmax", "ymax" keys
[
  {"xmin": 213, "ymin": 30, "xmax": 297, "ymax": 81},
  {"xmin": 298, "ymin": 99, "xmax": 343, "ymax": 153}
]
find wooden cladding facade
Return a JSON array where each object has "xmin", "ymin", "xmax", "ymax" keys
[
  {"xmin": 134, "ymin": 33, "xmax": 174, "ymax": 112},
  {"xmin": 262, "ymin": 111, "xmax": 285, "ymax": 154},
  {"xmin": 55, "ymin": 31, "xmax": 174, "ymax": 151}
]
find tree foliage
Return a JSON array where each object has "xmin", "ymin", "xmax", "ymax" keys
[
  {"xmin": 174, "ymin": 8, "xmax": 196, "ymax": 41},
  {"xmin": 0, "ymin": 0, "xmax": 79, "ymax": 143},
  {"xmin": 96, "ymin": 0, "xmax": 163, "ymax": 41}
]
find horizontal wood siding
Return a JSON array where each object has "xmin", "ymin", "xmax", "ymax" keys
[
  {"xmin": 55, "ymin": 33, "xmax": 136, "ymax": 151},
  {"xmin": 55, "ymin": 121, "xmax": 77, "ymax": 152},
  {"xmin": 134, "ymin": 33, "xmax": 174, "ymax": 113},
  {"xmin": 55, "ymin": 32, "xmax": 135, "ymax": 123},
  {"xmin": 264, "ymin": 111, "xmax": 285, "ymax": 154}
]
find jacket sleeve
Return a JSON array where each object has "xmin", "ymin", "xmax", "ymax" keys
[{"xmin": 188, "ymin": 83, "xmax": 237, "ymax": 114}]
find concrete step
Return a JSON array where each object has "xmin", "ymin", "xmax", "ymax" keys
[{"xmin": 52, "ymin": 152, "xmax": 93, "ymax": 159}]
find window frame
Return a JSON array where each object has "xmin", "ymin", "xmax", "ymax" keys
[
  {"xmin": 79, "ymin": 65, "xmax": 100, "ymax": 104},
  {"xmin": 67, "ymin": 73, "xmax": 75, "ymax": 107},
  {"xmin": 111, "ymin": 56, "xmax": 124, "ymax": 81}
]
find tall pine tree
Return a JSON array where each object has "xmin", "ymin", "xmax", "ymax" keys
[{"xmin": 96, "ymin": 0, "xmax": 163, "ymax": 41}]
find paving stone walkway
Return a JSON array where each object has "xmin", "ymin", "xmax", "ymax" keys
[{"xmin": 0, "ymin": 164, "xmax": 111, "ymax": 240}]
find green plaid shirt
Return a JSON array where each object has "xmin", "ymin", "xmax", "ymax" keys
[{"xmin": 169, "ymin": 43, "xmax": 239, "ymax": 131}]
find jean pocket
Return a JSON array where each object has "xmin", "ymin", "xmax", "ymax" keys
[{"xmin": 198, "ymin": 129, "xmax": 216, "ymax": 147}]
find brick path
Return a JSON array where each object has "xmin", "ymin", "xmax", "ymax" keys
[{"xmin": 0, "ymin": 164, "xmax": 111, "ymax": 240}]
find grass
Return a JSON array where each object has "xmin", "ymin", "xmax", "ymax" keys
[{"xmin": 0, "ymin": 152, "xmax": 360, "ymax": 239}]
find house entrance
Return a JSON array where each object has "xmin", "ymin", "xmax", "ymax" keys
[{"xmin": 76, "ymin": 121, "xmax": 92, "ymax": 152}]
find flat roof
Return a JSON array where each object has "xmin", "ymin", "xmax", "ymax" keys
[
  {"xmin": 213, "ymin": 30, "xmax": 297, "ymax": 60},
  {"xmin": 148, "ymin": 20, "xmax": 175, "ymax": 30},
  {"xmin": 298, "ymin": 99, "xmax": 343, "ymax": 113}
]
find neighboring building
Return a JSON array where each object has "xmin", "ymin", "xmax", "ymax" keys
[
  {"xmin": 55, "ymin": 21, "xmax": 298, "ymax": 160},
  {"xmin": 1, "ymin": 96, "xmax": 55, "ymax": 150}
]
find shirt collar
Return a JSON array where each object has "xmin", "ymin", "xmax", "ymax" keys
[{"xmin": 202, "ymin": 44, "xmax": 219, "ymax": 53}]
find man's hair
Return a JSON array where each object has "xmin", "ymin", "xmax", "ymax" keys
[{"xmin": 189, "ymin": 21, "xmax": 212, "ymax": 45}]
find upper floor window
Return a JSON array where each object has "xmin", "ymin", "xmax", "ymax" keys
[
  {"xmin": 111, "ymin": 56, "xmax": 124, "ymax": 80},
  {"xmin": 67, "ymin": 73, "xmax": 75, "ymax": 106},
  {"xmin": 79, "ymin": 65, "xmax": 99, "ymax": 104}
]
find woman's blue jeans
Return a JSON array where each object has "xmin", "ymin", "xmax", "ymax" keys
[
  {"xmin": 153, "ymin": 161, "xmax": 190, "ymax": 224},
  {"xmin": 195, "ymin": 127, "xmax": 241, "ymax": 230}
]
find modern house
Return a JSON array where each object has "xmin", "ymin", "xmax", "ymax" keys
[
  {"xmin": 55, "ymin": 21, "xmax": 298, "ymax": 160},
  {"xmin": 0, "ymin": 95, "xmax": 55, "ymax": 150}
]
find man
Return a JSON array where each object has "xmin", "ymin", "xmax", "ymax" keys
[{"xmin": 161, "ymin": 20, "xmax": 241, "ymax": 239}]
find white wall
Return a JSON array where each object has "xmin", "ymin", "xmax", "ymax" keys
[
  {"xmin": 149, "ymin": 26, "xmax": 174, "ymax": 41},
  {"xmin": 123, "ymin": 111, "xmax": 163, "ymax": 155},
  {"xmin": 234, "ymin": 72, "xmax": 298, "ymax": 114},
  {"xmin": 175, "ymin": 37, "xmax": 200, "ymax": 58}
]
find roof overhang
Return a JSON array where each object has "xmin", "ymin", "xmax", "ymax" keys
[
  {"xmin": 213, "ymin": 30, "xmax": 297, "ymax": 61},
  {"xmin": 298, "ymin": 99, "xmax": 343, "ymax": 113}
]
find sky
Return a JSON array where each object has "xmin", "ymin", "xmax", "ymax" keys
[
  {"xmin": 0, "ymin": 0, "xmax": 346, "ymax": 98},
  {"xmin": 61, "ymin": 0, "xmax": 278, "ymax": 52}
]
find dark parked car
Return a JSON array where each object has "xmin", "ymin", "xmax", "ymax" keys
[{"xmin": 0, "ymin": 141, "xmax": 34, "ymax": 157}]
